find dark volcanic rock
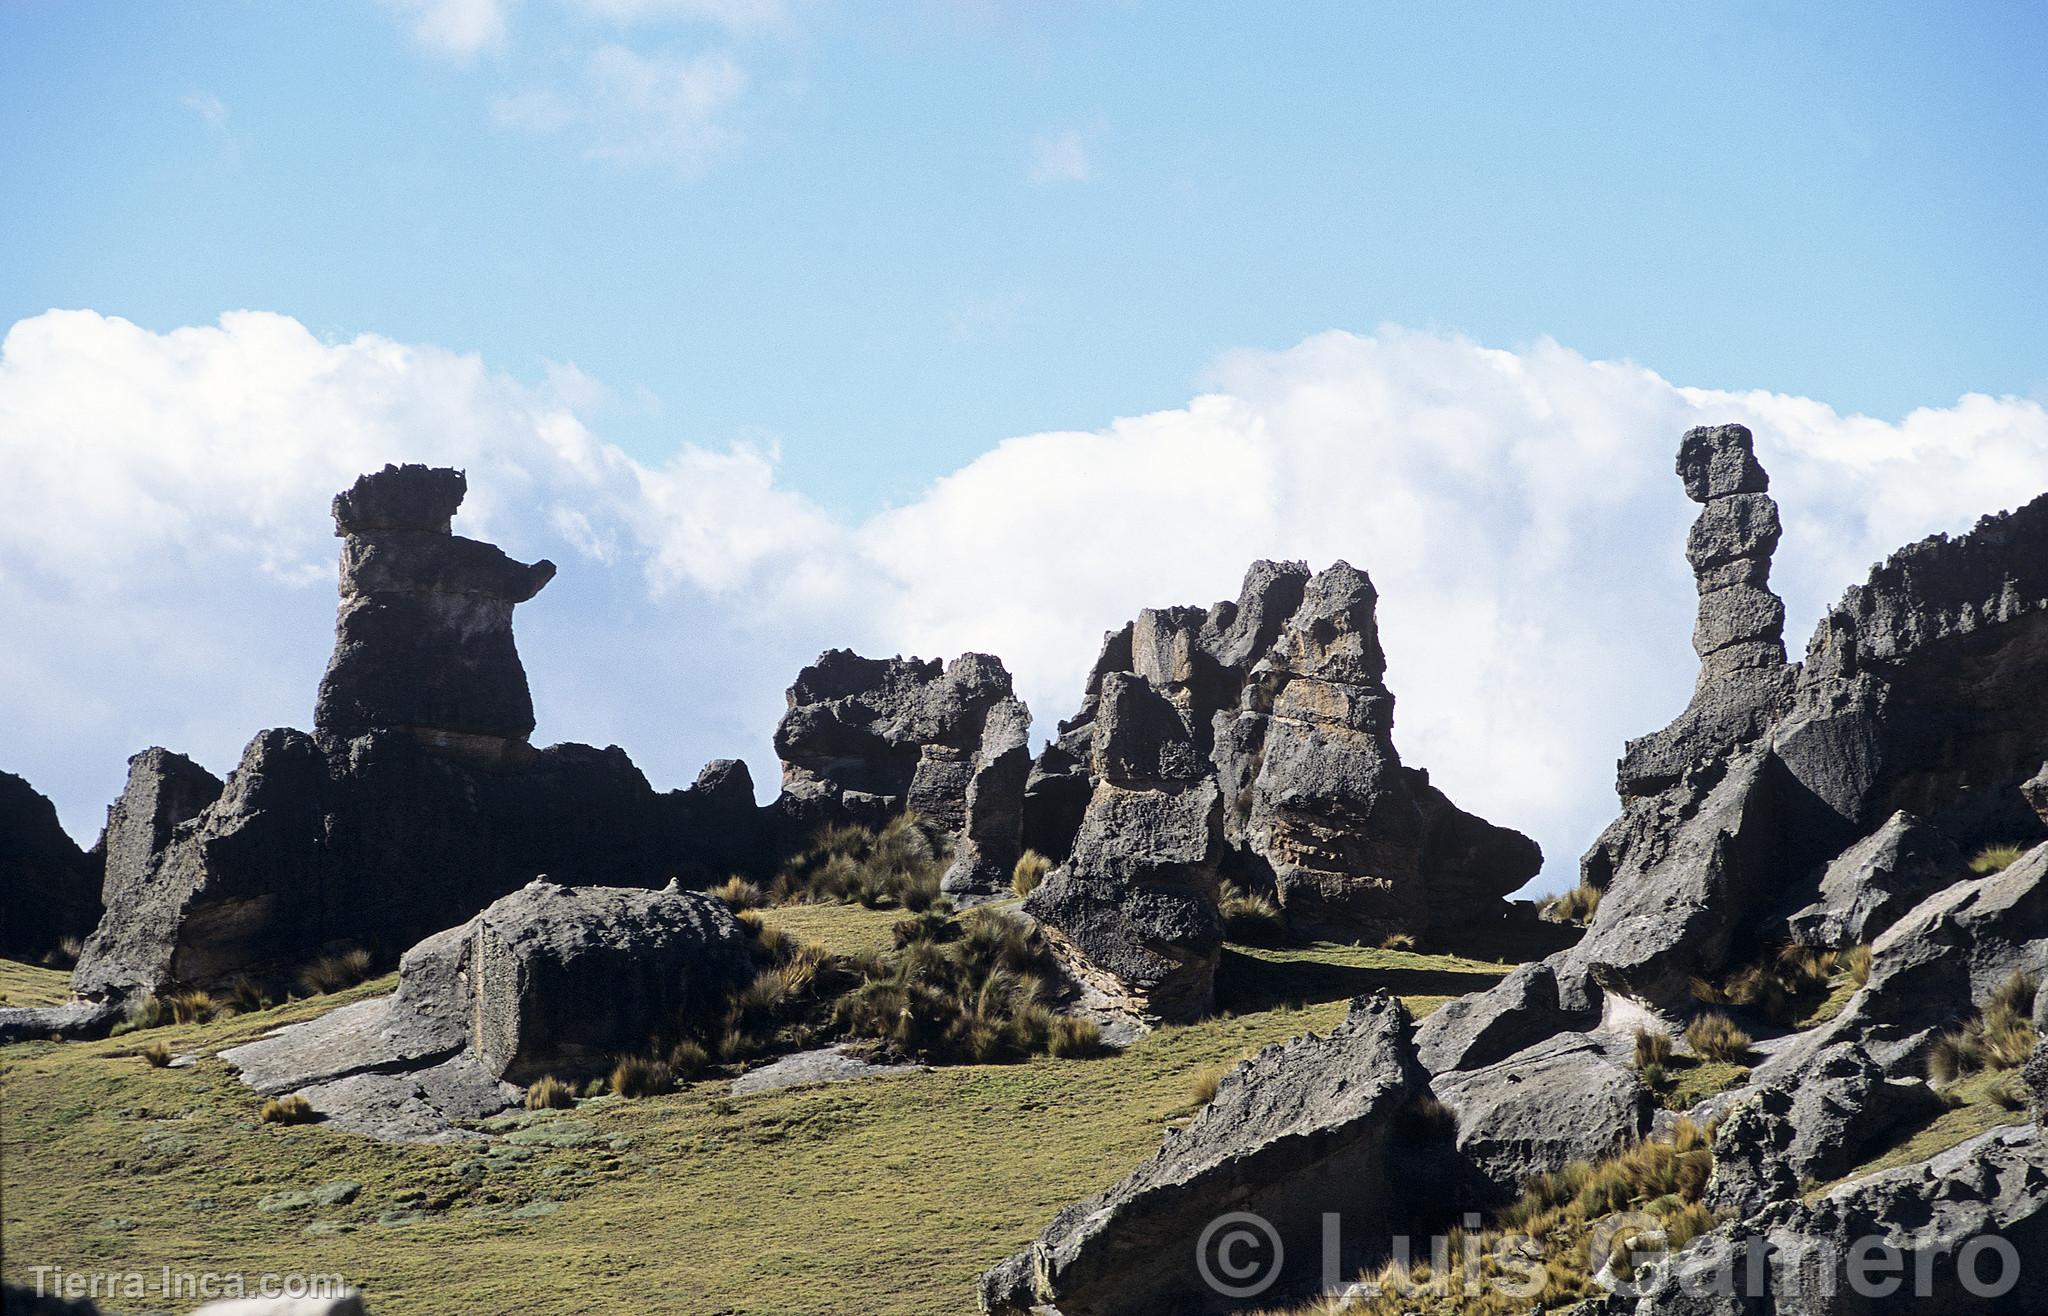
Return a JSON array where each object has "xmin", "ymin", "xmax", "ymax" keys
[
  {"xmin": 1430, "ymin": 1032, "xmax": 1649, "ymax": 1193},
  {"xmin": 1024, "ymin": 674, "xmax": 1225, "ymax": 1022},
  {"xmin": 314, "ymin": 464, "xmax": 556, "ymax": 767},
  {"xmin": 772, "ymin": 649, "xmax": 1032, "ymax": 901},
  {"xmin": 0, "ymin": 769, "xmax": 99, "ymax": 959},
  {"xmin": 980, "ymin": 995, "xmax": 1430, "ymax": 1316},
  {"xmin": 1213, "ymin": 561, "xmax": 1541, "ymax": 937},
  {"xmin": 1784, "ymin": 810, "xmax": 1961, "ymax": 949},
  {"xmin": 222, "ymin": 880, "xmax": 751, "ymax": 1140}
]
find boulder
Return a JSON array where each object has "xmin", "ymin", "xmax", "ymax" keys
[
  {"xmin": 1429, "ymin": 1032, "xmax": 1649, "ymax": 1194},
  {"xmin": 314, "ymin": 464, "xmax": 557, "ymax": 768},
  {"xmin": 221, "ymin": 880, "xmax": 751, "ymax": 1140},
  {"xmin": 979, "ymin": 995, "xmax": 1433, "ymax": 1316},
  {"xmin": 1024, "ymin": 674, "xmax": 1225, "ymax": 1022},
  {"xmin": 772, "ymin": 649, "xmax": 1032, "ymax": 901},
  {"xmin": 1785, "ymin": 810, "xmax": 1962, "ymax": 949},
  {"xmin": 1213, "ymin": 561, "xmax": 1540, "ymax": 937},
  {"xmin": 0, "ymin": 769, "xmax": 100, "ymax": 959}
]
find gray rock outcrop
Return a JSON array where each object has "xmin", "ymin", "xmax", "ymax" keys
[
  {"xmin": 314, "ymin": 464, "xmax": 557, "ymax": 768},
  {"xmin": 1023, "ymin": 673, "xmax": 1226, "ymax": 1022},
  {"xmin": 980, "ymin": 995, "xmax": 1436, "ymax": 1316},
  {"xmin": 772, "ymin": 649, "xmax": 1032, "ymax": 901},
  {"xmin": 1785, "ymin": 810, "xmax": 1962, "ymax": 949},
  {"xmin": 1213, "ymin": 561, "xmax": 1541, "ymax": 937},
  {"xmin": 222, "ymin": 880, "xmax": 751, "ymax": 1140},
  {"xmin": 0, "ymin": 769, "xmax": 100, "ymax": 959}
]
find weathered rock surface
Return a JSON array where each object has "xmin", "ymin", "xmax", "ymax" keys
[
  {"xmin": 773, "ymin": 649, "xmax": 1032, "ymax": 901},
  {"xmin": 1214, "ymin": 561, "xmax": 1540, "ymax": 937},
  {"xmin": 1429, "ymin": 1032, "xmax": 1649, "ymax": 1194},
  {"xmin": 0, "ymin": 769, "xmax": 100, "ymax": 958},
  {"xmin": 223, "ymin": 880, "xmax": 750, "ymax": 1139},
  {"xmin": 314, "ymin": 464, "xmax": 557, "ymax": 767},
  {"xmin": 1024, "ymin": 674, "xmax": 1225, "ymax": 1022},
  {"xmin": 980, "ymin": 995, "xmax": 1434, "ymax": 1316},
  {"xmin": 1785, "ymin": 810, "xmax": 1961, "ymax": 949}
]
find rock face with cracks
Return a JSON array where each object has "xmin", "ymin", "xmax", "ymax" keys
[
  {"xmin": 772, "ymin": 648, "xmax": 1032, "ymax": 902},
  {"xmin": 0, "ymin": 769, "xmax": 101, "ymax": 960},
  {"xmin": 221, "ymin": 880, "xmax": 751, "ymax": 1141}
]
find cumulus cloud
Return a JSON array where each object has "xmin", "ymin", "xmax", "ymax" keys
[
  {"xmin": 5, "ymin": 309, "xmax": 2046, "ymax": 895},
  {"xmin": 1028, "ymin": 129, "xmax": 1091, "ymax": 184},
  {"xmin": 382, "ymin": 0, "xmax": 510, "ymax": 59}
]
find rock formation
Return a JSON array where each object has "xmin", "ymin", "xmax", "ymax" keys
[
  {"xmin": 55, "ymin": 465, "xmax": 775, "ymax": 1008},
  {"xmin": 1023, "ymin": 673, "xmax": 1227, "ymax": 1022},
  {"xmin": 989, "ymin": 424, "xmax": 2048, "ymax": 1314},
  {"xmin": 314, "ymin": 465, "xmax": 556, "ymax": 767},
  {"xmin": 981, "ymin": 995, "xmax": 1448, "ymax": 1316},
  {"xmin": 0, "ymin": 770, "xmax": 99, "ymax": 959},
  {"xmin": 772, "ymin": 649, "xmax": 1031, "ymax": 901},
  {"xmin": 222, "ymin": 880, "xmax": 752, "ymax": 1140},
  {"xmin": 1214, "ymin": 561, "xmax": 1542, "ymax": 937}
]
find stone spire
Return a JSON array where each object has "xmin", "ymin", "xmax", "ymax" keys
[
  {"xmin": 313, "ymin": 464, "xmax": 556, "ymax": 767},
  {"xmin": 1678, "ymin": 424, "xmax": 1788, "ymax": 681}
]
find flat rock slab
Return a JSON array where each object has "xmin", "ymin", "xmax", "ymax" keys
[{"xmin": 730, "ymin": 1045, "xmax": 924, "ymax": 1096}]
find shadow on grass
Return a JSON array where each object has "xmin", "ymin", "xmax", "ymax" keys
[{"xmin": 1215, "ymin": 947, "xmax": 1508, "ymax": 1014}]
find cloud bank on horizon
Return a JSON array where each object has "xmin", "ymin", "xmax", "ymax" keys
[{"xmin": 4, "ymin": 307, "xmax": 2045, "ymax": 893}]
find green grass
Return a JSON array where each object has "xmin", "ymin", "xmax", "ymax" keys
[
  {"xmin": 1810, "ymin": 1068, "xmax": 2032, "ymax": 1196},
  {"xmin": 0, "ymin": 957, "xmax": 72, "ymax": 1007},
  {"xmin": 0, "ymin": 914, "xmax": 1517, "ymax": 1316}
]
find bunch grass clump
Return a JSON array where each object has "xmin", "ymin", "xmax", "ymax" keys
[
  {"xmin": 1219, "ymin": 881, "xmax": 1286, "ymax": 943},
  {"xmin": 166, "ymin": 990, "xmax": 220, "ymax": 1025},
  {"xmin": 260, "ymin": 1095, "xmax": 318, "ymax": 1125},
  {"xmin": 1927, "ymin": 970, "xmax": 2039, "ymax": 1085},
  {"xmin": 1542, "ymin": 883, "xmax": 1602, "ymax": 926},
  {"xmin": 1684, "ymin": 1012, "xmax": 1752, "ymax": 1063},
  {"xmin": 1633, "ymin": 1027, "xmax": 1673, "ymax": 1072},
  {"xmin": 1186, "ymin": 1062, "xmax": 1233, "ymax": 1109},
  {"xmin": 610, "ymin": 1055, "xmax": 675, "ymax": 1099},
  {"xmin": 708, "ymin": 876, "xmax": 767, "ymax": 910},
  {"xmin": 297, "ymin": 948, "xmax": 373, "ymax": 996},
  {"xmin": 775, "ymin": 814, "xmax": 948, "ymax": 911},
  {"xmin": 1692, "ymin": 941, "xmax": 1845, "ymax": 1024},
  {"xmin": 1968, "ymin": 843, "xmax": 2028, "ymax": 875},
  {"xmin": 1011, "ymin": 850, "xmax": 1051, "ymax": 898},
  {"xmin": 110, "ymin": 994, "xmax": 168, "ymax": 1036},
  {"xmin": 524, "ymin": 1076, "xmax": 575, "ymax": 1110},
  {"xmin": 141, "ymin": 1041, "xmax": 172, "ymax": 1068}
]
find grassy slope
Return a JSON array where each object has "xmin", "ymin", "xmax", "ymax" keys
[
  {"xmin": 0, "ymin": 911, "xmax": 1513, "ymax": 1316},
  {"xmin": 0, "ymin": 958, "xmax": 72, "ymax": 1007}
]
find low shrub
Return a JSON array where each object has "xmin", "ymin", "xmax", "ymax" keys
[
  {"xmin": 260, "ymin": 1095, "xmax": 318, "ymax": 1125},
  {"xmin": 524, "ymin": 1076, "xmax": 575, "ymax": 1110},
  {"xmin": 834, "ymin": 909, "xmax": 1066, "ymax": 1065},
  {"xmin": 1012, "ymin": 850, "xmax": 1051, "ymax": 898},
  {"xmin": 297, "ymin": 948, "xmax": 373, "ymax": 996},
  {"xmin": 1968, "ymin": 843, "xmax": 2028, "ymax": 875},
  {"xmin": 141, "ymin": 1041, "xmax": 172, "ymax": 1068},
  {"xmin": 1684, "ymin": 1012, "xmax": 1752, "ymax": 1063},
  {"xmin": 1543, "ymin": 883, "xmax": 1602, "ymax": 926},
  {"xmin": 610, "ymin": 1055, "xmax": 675, "ymax": 1098}
]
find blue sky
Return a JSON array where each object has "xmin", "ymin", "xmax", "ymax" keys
[
  {"xmin": 5, "ymin": 3, "xmax": 2047, "ymax": 887},
  {"xmin": 5, "ymin": 1, "xmax": 2044, "ymax": 516}
]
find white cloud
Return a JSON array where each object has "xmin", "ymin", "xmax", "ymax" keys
[
  {"xmin": 382, "ymin": 0, "xmax": 510, "ymax": 59},
  {"xmin": 569, "ymin": 0, "xmax": 790, "ymax": 31},
  {"xmin": 496, "ymin": 46, "xmax": 748, "ymax": 171},
  {"xmin": 181, "ymin": 91, "xmax": 230, "ymax": 132},
  {"xmin": 1028, "ymin": 129, "xmax": 1091, "ymax": 184},
  {"xmin": 6, "ymin": 310, "xmax": 2047, "ymax": 898}
]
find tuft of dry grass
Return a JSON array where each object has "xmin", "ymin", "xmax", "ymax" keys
[
  {"xmin": 667, "ymin": 1039, "xmax": 713, "ymax": 1078},
  {"xmin": 39, "ymin": 935, "xmax": 83, "ymax": 969},
  {"xmin": 773, "ymin": 812, "xmax": 950, "ymax": 912},
  {"xmin": 524, "ymin": 1076, "xmax": 575, "ymax": 1110},
  {"xmin": 1968, "ymin": 843, "xmax": 2028, "ymax": 875},
  {"xmin": 166, "ymin": 989, "xmax": 221, "ymax": 1024},
  {"xmin": 259, "ymin": 1095, "xmax": 318, "ymax": 1125},
  {"xmin": 1633, "ymin": 1027, "xmax": 1673, "ymax": 1071},
  {"xmin": 1046, "ymin": 1016, "xmax": 1106, "ymax": 1059},
  {"xmin": 1011, "ymin": 850, "xmax": 1051, "ymax": 898},
  {"xmin": 297, "ymin": 948, "xmax": 373, "ymax": 996},
  {"xmin": 1542, "ymin": 883, "xmax": 1602, "ymax": 926},
  {"xmin": 140, "ymin": 1041, "xmax": 172, "ymax": 1068},
  {"xmin": 1844, "ymin": 942, "xmax": 1873, "ymax": 987},
  {"xmin": 1684, "ymin": 1012, "xmax": 1752, "ymax": 1063},
  {"xmin": 610, "ymin": 1055, "xmax": 675, "ymax": 1099},
  {"xmin": 708, "ymin": 876, "xmax": 767, "ymax": 910},
  {"xmin": 1219, "ymin": 882, "xmax": 1287, "ymax": 943},
  {"xmin": 1379, "ymin": 932, "xmax": 1419, "ymax": 953},
  {"xmin": 109, "ymin": 994, "xmax": 167, "ymax": 1036},
  {"xmin": 1186, "ymin": 1062, "xmax": 1233, "ymax": 1108},
  {"xmin": 1927, "ymin": 970, "xmax": 2039, "ymax": 1086}
]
